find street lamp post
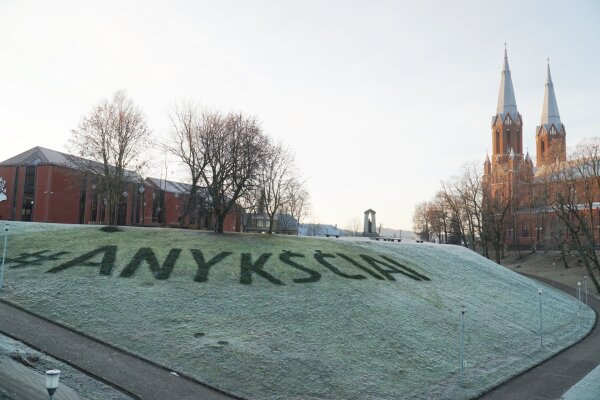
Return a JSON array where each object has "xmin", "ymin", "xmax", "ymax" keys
[
  {"xmin": 459, "ymin": 305, "xmax": 466, "ymax": 387},
  {"xmin": 538, "ymin": 288, "xmax": 543, "ymax": 348},
  {"xmin": 0, "ymin": 224, "xmax": 8, "ymax": 289},
  {"xmin": 584, "ymin": 276, "xmax": 588, "ymax": 305},
  {"xmin": 577, "ymin": 282, "xmax": 582, "ymax": 302},
  {"xmin": 46, "ymin": 369, "xmax": 60, "ymax": 399},
  {"xmin": 138, "ymin": 185, "xmax": 146, "ymax": 226}
]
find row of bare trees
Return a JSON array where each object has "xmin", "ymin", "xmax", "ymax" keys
[
  {"xmin": 539, "ymin": 139, "xmax": 600, "ymax": 292},
  {"xmin": 413, "ymin": 162, "xmax": 489, "ymax": 251},
  {"xmin": 167, "ymin": 101, "xmax": 309, "ymax": 233},
  {"xmin": 70, "ymin": 91, "xmax": 309, "ymax": 233},
  {"xmin": 412, "ymin": 139, "xmax": 600, "ymax": 292}
]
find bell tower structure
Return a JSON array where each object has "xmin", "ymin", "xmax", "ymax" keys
[
  {"xmin": 491, "ymin": 47, "xmax": 524, "ymax": 166},
  {"xmin": 536, "ymin": 60, "xmax": 566, "ymax": 167}
]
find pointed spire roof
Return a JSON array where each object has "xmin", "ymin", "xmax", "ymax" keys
[
  {"xmin": 509, "ymin": 147, "xmax": 515, "ymax": 160},
  {"xmin": 485, "ymin": 153, "xmax": 491, "ymax": 164},
  {"xmin": 525, "ymin": 151, "xmax": 531, "ymax": 162},
  {"xmin": 496, "ymin": 47, "xmax": 519, "ymax": 118},
  {"xmin": 541, "ymin": 59, "xmax": 561, "ymax": 129}
]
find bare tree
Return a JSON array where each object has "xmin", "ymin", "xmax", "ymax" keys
[
  {"xmin": 257, "ymin": 142, "xmax": 295, "ymax": 234},
  {"xmin": 413, "ymin": 202, "xmax": 431, "ymax": 241},
  {"xmin": 201, "ymin": 112, "xmax": 268, "ymax": 233},
  {"xmin": 541, "ymin": 140, "xmax": 600, "ymax": 292},
  {"xmin": 482, "ymin": 167, "xmax": 512, "ymax": 264},
  {"xmin": 166, "ymin": 101, "xmax": 208, "ymax": 226},
  {"xmin": 344, "ymin": 217, "xmax": 361, "ymax": 236},
  {"xmin": 285, "ymin": 177, "xmax": 310, "ymax": 227},
  {"xmin": 70, "ymin": 90, "xmax": 152, "ymax": 225}
]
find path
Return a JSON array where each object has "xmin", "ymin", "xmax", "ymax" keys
[
  {"xmin": 481, "ymin": 273, "xmax": 600, "ymax": 400},
  {"xmin": 0, "ymin": 300, "xmax": 238, "ymax": 400}
]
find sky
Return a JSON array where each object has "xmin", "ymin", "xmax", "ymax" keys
[{"xmin": 1, "ymin": 1, "xmax": 599, "ymax": 230}]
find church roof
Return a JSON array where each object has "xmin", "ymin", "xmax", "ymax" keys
[
  {"xmin": 496, "ymin": 48, "xmax": 519, "ymax": 118},
  {"xmin": 540, "ymin": 60, "xmax": 562, "ymax": 130}
]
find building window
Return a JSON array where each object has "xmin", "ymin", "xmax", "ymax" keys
[
  {"xmin": 78, "ymin": 175, "xmax": 88, "ymax": 224},
  {"xmin": 522, "ymin": 224, "xmax": 529, "ymax": 238},
  {"xmin": 495, "ymin": 131, "xmax": 500, "ymax": 154},
  {"xmin": 21, "ymin": 166, "xmax": 36, "ymax": 222}
]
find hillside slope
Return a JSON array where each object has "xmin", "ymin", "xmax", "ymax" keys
[{"xmin": 0, "ymin": 223, "xmax": 594, "ymax": 399}]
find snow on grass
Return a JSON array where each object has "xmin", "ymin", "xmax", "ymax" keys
[
  {"xmin": 560, "ymin": 363, "xmax": 600, "ymax": 400},
  {"xmin": 0, "ymin": 334, "xmax": 132, "ymax": 400},
  {"xmin": 0, "ymin": 223, "xmax": 595, "ymax": 399}
]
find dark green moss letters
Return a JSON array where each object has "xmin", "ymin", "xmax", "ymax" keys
[
  {"xmin": 191, "ymin": 250, "xmax": 233, "ymax": 282},
  {"xmin": 47, "ymin": 246, "xmax": 117, "ymax": 275},
  {"xmin": 43, "ymin": 246, "xmax": 430, "ymax": 284},
  {"xmin": 120, "ymin": 248, "xmax": 182, "ymax": 280},
  {"xmin": 280, "ymin": 251, "xmax": 321, "ymax": 283}
]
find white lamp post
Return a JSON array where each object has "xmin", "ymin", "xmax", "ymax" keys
[
  {"xmin": 46, "ymin": 369, "xmax": 60, "ymax": 399},
  {"xmin": 577, "ymin": 282, "xmax": 582, "ymax": 302},
  {"xmin": 0, "ymin": 224, "xmax": 8, "ymax": 289},
  {"xmin": 538, "ymin": 288, "xmax": 543, "ymax": 348},
  {"xmin": 459, "ymin": 305, "xmax": 466, "ymax": 387}
]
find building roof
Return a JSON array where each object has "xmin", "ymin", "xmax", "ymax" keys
[
  {"xmin": 145, "ymin": 177, "xmax": 208, "ymax": 196},
  {"xmin": 496, "ymin": 48, "xmax": 519, "ymax": 119},
  {"xmin": 0, "ymin": 146, "xmax": 81, "ymax": 167},
  {"xmin": 540, "ymin": 61, "xmax": 562, "ymax": 130},
  {"xmin": 0, "ymin": 146, "xmax": 142, "ymax": 181}
]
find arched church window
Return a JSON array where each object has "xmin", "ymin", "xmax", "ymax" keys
[
  {"xmin": 495, "ymin": 131, "xmax": 500, "ymax": 153},
  {"xmin": 541, "ymin": 140, "xmax": 545, "ymax": 155}
]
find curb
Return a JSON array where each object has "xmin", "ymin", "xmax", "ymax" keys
[
  {"xmin": 0, "ymin": 298, "xmax": 245, "ymax": 400},
  {"xmin": 474, "ymin": 273, "xmax": 599, "ymax": 399}
]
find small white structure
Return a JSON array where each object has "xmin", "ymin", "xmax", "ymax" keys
[{"xmin": 362, "ymin": 209, "xmax": 378, "ymax": 237}]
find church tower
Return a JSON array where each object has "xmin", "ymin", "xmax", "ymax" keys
[
  {"xmin": 536, "ymin": 60, "xmax": 566, "ymax": 166},
  {"xmin": 484, "ymin": 47, "xmax": 533, "ymax": 222},
  {"xmin": 491, "ymin": 48, "xmax": 524, "ymax": 166}
]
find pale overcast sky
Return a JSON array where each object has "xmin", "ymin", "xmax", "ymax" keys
[{"xmin": 1, "ymin": 1, "xmax": 599, "ymax": 230}]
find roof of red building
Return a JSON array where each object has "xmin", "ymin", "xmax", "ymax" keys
[{"xmin": 0, "ymin": 146, "xmax": 143, "ymax": 181}]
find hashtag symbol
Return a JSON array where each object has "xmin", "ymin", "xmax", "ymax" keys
[{"xmin": 6, "ymin": 250, "xmax": 70, "ymax": 269}]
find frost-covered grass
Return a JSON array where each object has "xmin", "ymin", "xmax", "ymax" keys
[
  {"xmin": 560, "ymin": 363, "xmax": 600, "ymax": 400},
  {"xmin": 0, "ymin": 222, "xmax": 595, "ymax": 400},
  {"xmin": 0, "ymin": 334, "xmax": 131, "ymax": 400}
]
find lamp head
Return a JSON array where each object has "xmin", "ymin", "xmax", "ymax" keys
[{"xmin": 46, "ymin": 369, "xmax": 60, "ymax": 396}]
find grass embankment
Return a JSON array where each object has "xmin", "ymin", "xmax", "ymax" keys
[{"xmin": 0, "ymin": 222, "xmax": 595, "ymax": 400}]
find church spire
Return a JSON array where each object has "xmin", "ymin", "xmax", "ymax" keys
[
  {"xmin": 496, "ymin": 46, "xmax": 518, "ymax": 118},
  {"xmin": 540, "ymin": 59, "xmax": 561, "ymax": 129}
]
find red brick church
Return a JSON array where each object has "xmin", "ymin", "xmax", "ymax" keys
[
  {"xmin": 482, "ymin": 48, "xmax": 568, "ymax": 248},
  {"xmin": 0, "ymin": 146, "xmax": 241, "ymax": 231}
]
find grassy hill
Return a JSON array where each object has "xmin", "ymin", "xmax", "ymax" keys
[{"xmin": 0, "ymin": 222, "xmax": 595, "ymax": 399}]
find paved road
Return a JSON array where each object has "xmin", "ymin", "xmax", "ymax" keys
[
  {"xmin": 481, "ymin": 273, "xmax": 600, "ymax": 400},
  {"xmin": 0, "ymin": 300, "xmax": 238, "ymax": 400}
]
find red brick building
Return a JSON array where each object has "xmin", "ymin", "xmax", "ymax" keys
[
  {"xmin": 0, "ymin": 146, "xmax": 241, "ymax": 231},
  {"xmin": 483, "ymin": 49, "xmax": 569, "ymax": 248}
]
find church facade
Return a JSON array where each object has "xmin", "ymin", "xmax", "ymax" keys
[{"xmin": 483, "ymin": 49, "xmax": 569, "ymax": 249}]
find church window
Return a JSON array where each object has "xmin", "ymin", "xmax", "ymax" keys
[
  {"xmin": 495, "ymin": 131, "xmax": 500, "ymax": 153},
  {"xmin": 541, "ymin": 140, "xmax": 545, "ymax": 154}
]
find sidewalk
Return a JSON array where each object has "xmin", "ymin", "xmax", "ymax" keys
[
  {"xmin": 0, "ymin": 300, "xmax": 238, "ymax": 400},
  {"xmin": 481, "ymin": 273, "xmax": 600, "ymax": 400}
]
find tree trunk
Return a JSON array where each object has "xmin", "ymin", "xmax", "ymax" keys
[
  {"xmin": 215, "ymin": 214, "xmax": 225, "ymax": 233},
  {"xmin": 494, "ymin": 241, "xmax": 502, "ymax": 264},
  {"xmin": 268, "ymin": 214, "xmax": 275, "ymax": 234}
]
